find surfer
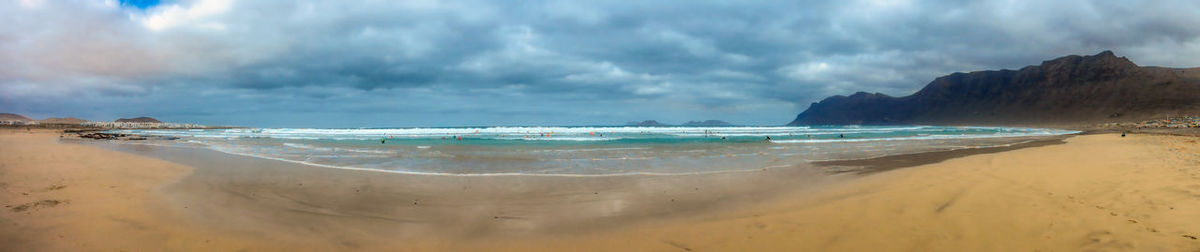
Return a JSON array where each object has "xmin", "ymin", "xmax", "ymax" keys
[
  {"xmin": 765, "ymin": 136, "xmax": 771, "ymax": 141},
  {"xmin": 839, "ymin": 134, "xmax": 844, "ymax": 138}
]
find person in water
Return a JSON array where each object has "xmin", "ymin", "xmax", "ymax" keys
[
  {"xmin": 381, "ymin": 138, "xmax": 386, "ymax": 144},
  {"xmin": 765, "ymin": 136, "xmax": 771, "ymax": 141},
  {"xmin": 839, "ymin": 134, "xmax": 844, "ymax": 138}
]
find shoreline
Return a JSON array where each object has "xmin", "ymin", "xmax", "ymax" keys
[
  {"xmin": 813, "ymin": 136, "xmax": 1071, "ymax": 174},
  {"xmin": 87, "ymin": 138, "xmax": 845, "ymax": 240},
  {"xmin": 3, "ymin": 129, "xmax": 1198, "ymax": 250},
  {"xmin": 75, "ymin": 126, "xmax": 1078, "ymax": 178},
  {"xmin": 61, "ymin": 130, "xmax": 1075, "ymax": 244}
]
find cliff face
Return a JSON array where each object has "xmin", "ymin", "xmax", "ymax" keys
[{"xmin": 789, "ymin": 51, "xmax": 1200, "ymax": 126}]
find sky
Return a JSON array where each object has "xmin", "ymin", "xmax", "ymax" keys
[{"xmin": 2, "ymin": 0, "xmax": 1200, "ymax": 127}]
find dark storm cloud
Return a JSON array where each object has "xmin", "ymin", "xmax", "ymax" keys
[{"xmin": 2, "ymin": 0, "xmax": 1200, "ymax": 127}]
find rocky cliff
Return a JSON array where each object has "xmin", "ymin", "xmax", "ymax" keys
[{"xmin": 789, "ymin": 51, "xmax": 1200, "ymax": 126}]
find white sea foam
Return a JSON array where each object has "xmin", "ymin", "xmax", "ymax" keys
[{"xmin": 517, "ymin": 137, "xmax": 620, "ymax": 141}]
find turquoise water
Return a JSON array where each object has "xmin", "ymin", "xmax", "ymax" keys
[{"xmin": 112, "ymin": 126, "xmax": 1077, "ymax": 175}]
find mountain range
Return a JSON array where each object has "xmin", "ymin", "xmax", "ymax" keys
[
  {"xmin": 788, "ymin": 51, "xmax": 1200, "ymax": 126},
  {"xmin": 0, "ymin": 113, "xmax": 165, "ymax": 124}
]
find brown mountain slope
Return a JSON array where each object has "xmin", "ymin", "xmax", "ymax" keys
[
  {"xmin": 0, "ymin": 113, "xmax": 34, "ymax": 122},
  {"xmin": 789, "ymin": 51, "xmax": 1200, "ymax": 126}
]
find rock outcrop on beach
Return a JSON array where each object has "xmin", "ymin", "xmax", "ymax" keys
[
  {"xmin": 115, "ymin": 117, "xmax": 162, "ymax": 123},
  {"xmin": 0, "ymin": 113, "xmax": 34, "ymax": 122},
  {"xmin": 789, "ymin": 51, "xmax": 1200, "ymax": 126}
]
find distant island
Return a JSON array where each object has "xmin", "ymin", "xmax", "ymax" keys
[
  {"xmin": 625, "ymin": 120, "xmax": 735, "ymax": 127},
  {"xmin": 789, "ymin": 51, "xmax": 1200, "ymax": 126},
  {"xmin": 115, "ymin": 117, "xmax": 163, "ymax": 123}
]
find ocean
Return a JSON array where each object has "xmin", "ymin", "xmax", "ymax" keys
[{"xmin": 109, "ymin": 126, "xmax": 1078, "ymax": 176}]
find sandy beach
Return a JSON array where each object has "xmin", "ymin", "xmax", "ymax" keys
[{"xmin": 2, "ymin": 129, "xmax": 1199, "ymax": 251}]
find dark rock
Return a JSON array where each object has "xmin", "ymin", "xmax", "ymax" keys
[{"xmin": 78, "ymin": 132, "xmax": 128, "ymax": 140}]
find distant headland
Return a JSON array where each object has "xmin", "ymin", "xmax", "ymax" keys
[
  {"xmin": 0, "ymin": 114, "xmax": 221, "ymax": 129},
  {"xmin": 789, "ymin": 51, "xmax": 1200, "ymax": 126}
]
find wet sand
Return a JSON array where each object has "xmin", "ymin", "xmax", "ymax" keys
[
  {"xmin": 3, "ymin": 129, "xmax": 1199, "ymax": 251},
  {"xmin": 115, "ymin": 140, "xmax": 840, "ymax": 243},
  {"xmin": 813, "ymin": 136, "xmax": 1070, "ymax": 174}
]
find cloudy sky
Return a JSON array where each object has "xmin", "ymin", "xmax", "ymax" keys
[{"xmin": 2, "ymin": 0, "xmax": 1199, "ymax": 127}]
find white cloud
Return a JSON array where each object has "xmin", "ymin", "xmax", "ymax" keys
[
  {"xmin": 3, "ymin": 0, "xmax": 1200, "ymax": 125},
  {"xmin": 140, "ymin": 0, "xmax": 231, "ymax": 31}
]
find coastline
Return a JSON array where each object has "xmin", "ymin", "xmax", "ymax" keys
[
  {"xmin": 813, "ymin": 136, "xmax": 1071, "ymax": 174},
  {"xmin": 3, "ymin": 129, "xmax": 1198, "ymax": 250}
]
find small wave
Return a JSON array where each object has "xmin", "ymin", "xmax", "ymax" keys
[
  {"xmin": 283, "ymin": 142, "xmax": 333, "ymax": 151},
  {"xmin": 342, "ymin": 148, "xmax": 394, "ymax": 154},
  {"xmin": 540, "ymin": 147, "xmax": 650, "ymax": 152},
  {"xmin": 283, "ymin": 142, "xmax": 394, "ymax": 154},
  {"xmin": 518, "ymin": 137, "xmax": 620, "ymax": 141}
]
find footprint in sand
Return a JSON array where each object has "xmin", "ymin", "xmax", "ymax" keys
[
  {"xmin": 1082, "ymin": 230, "xmax": 1134, "ymax": 250},
  {"xmin": 9, "ymin": 199, "xmax": 67, "ymax": 212},
  {"xmin": 43, "ymin": 184, "xmax": 66, "ymax": 192}
]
